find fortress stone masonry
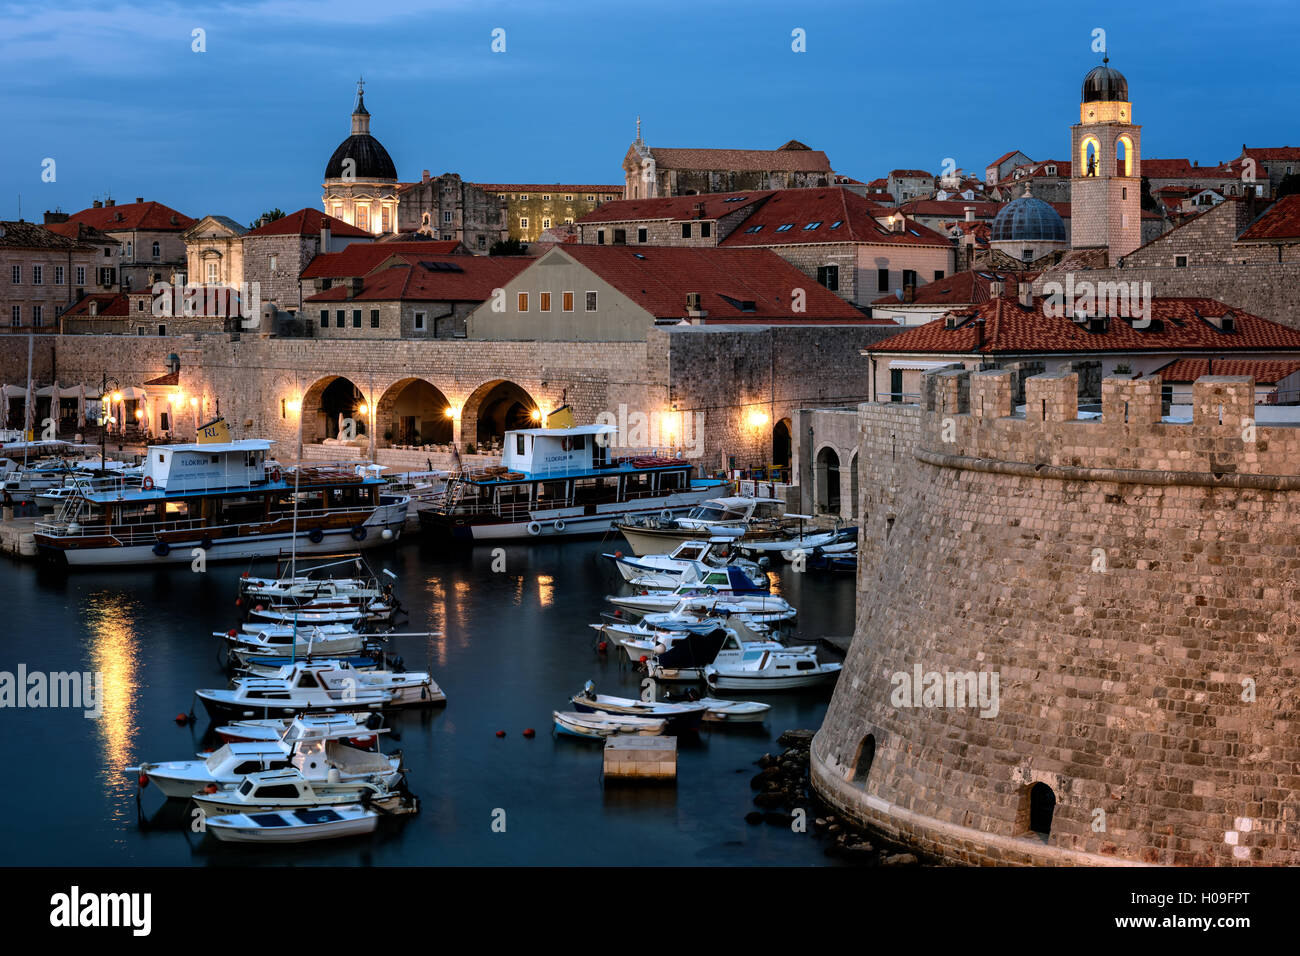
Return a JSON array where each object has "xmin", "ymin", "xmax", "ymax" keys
[{"xmin": 812, "ymin": 366, "xmax": 1300, "ymax": 865}]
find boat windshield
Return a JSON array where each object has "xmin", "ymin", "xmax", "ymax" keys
[
  {"xmin": 687, "ymin": 506, "xmax": 727, "ymax": 521},
  {"xmin": 239, "ymin": 779, "xmax": 255, "ymax": 795},
  {"xmin": 204, "ymin": 746, "xmax": 233, "ymax": 771}
]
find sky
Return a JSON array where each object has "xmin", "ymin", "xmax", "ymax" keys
[{"xmin": 3, "ymin": 0, "xmax": 1298, "ymax": 226}]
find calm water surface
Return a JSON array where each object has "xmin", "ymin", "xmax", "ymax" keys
[{"xmin": 0, "ymin": 534, "xmax": 856, "ymax": 865}]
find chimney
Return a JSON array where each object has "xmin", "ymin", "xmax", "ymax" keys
[
  {"xmin": 686, "ymin": 292, "xmax": 702, "ymax": 314},
  {"xmin": 422, "ymin": 169, "xmax": 431, "ymax": 184},
  {"xmin": 105, "ymin": 199, "xmax": 115, "ymax": 207},
  {"xmin": 92, "ymin": 200, "xmax": 103, "ymax": 209},
  {"xmin": 903, "ymin": 283, "xmax": 915, "ymax": 303},
  {"xmin": 135, "ymin": 196, "xmax": 144, "ymax": 204},
  {"xmin": 693, "ymin": 202, "xmax": 705, "ymax": 219},
  {"xmin": 964, "ymin": 205, "xmax": 975, "ymax": 223},
  {"xmin": 973, "ymin": 316, "xmax": 985, "ymax": 349},
  {"xmin": 1018, "ymin": 280, "xmax": 1033, "ymax": 308},
  {"xmin": 321, "ymin": 220, "xmax": 332, "ymax": 252},
  {"xmin": 989, "ymin": 277, "xmax": 1005, "ymax": 298},
  {"xmin": 346, "ymin": 277, "xmax": 363, "ymax": 298}
]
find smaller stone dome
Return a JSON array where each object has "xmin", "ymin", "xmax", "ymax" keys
[
  {"xmin": 1082, "ymin": 63, "xmax": 1128, "ymax": 103},
  {"xmin": 991, "ymin": 195, "xmax": 1067, "ymax": 244}
]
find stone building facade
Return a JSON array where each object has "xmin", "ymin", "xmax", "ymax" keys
[
  {"xmin": 813, "ymin": 366, "xmax": 1300, "ymax": 865},
  {"xmin": 623, "ymin": 132, "xmax": 832, "ymax": 199},
  {"xmin": 474, "ymin": 184, "xmax": 622, "ymax": 243},
  {"xmin": 64, "ymin": 199, "xmax": 193, "ymax": 291},
  {"xmin": 183, "ymin": 215, "xmax": 247, "ymax": 287},
  {"xmin": 1070, "ymin": 62, "xmax": 1142, "ymax": 259},
  {"xmin": 0, "ymin": 220, "xmax": 106, "ymax": 333},
  {"xmin": 395, "ymin": 172, "xmax": 506, "ymax": 251}
]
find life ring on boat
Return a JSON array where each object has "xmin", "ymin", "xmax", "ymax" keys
[
  {"xmin": 142, "ymin": 476, "xmax": 155, "ymax": 491},
  {"xmin": 308, "ymin": 528, "xmax": 324, "ymax": 544},
  {"xmin": 526, "ymin": 521, "xmax": 542, "ymax": 536},
  {"xmin": 660, "ymin": 509, "xmax": 673, "ymax": 521},
  {"xmin": 351, "ymin": 524, "xmax": 368, "ymax": 542},
  {"xmin": 152, "ymin": 540, "xmax": 170, "ymax": 557},
  {"xmin": 270, "ymin": 468, "xmax": 282, "ymax": 483},
  {"xmin": 553, "ymin": 519, "xmax": 566, "ymax": 533}
]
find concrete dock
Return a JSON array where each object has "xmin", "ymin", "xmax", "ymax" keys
[
  {"xmin": 0, "ymin": 513, "xmax": 38, "ymax": 558},
  {"xmin": 603, "ymin": 735, "xmax": 677, "ymax": 781}
]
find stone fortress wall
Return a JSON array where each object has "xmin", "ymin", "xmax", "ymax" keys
[{"xmin": 812, "ymin": 366, "xmax": 1300, "ymax": 865}]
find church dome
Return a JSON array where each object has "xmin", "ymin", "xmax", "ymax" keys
[
  {"xmin": 991, "ymin": 195, "xmax": 1067, "ymax": 243},
  {"xmin": 1081, "ymin": 62, "xmax": 1128, "ymax": 103},
  {"xmin": 324, "ymin": 134, "xmax": 397, "ymax": 181},
  {"xmin": 324, "ymin": 84, "xmax": 397, "ymax": 182}
]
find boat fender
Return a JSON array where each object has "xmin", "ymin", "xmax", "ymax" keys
[
  {"xmin": 142, "ymin": 476, "xmax": 155, "ymax": 491},
  {"xmin": 553, "ymin": 519, "xmax": 566, "ymax": 533},
  {"xmin": 152, "ymin": 540, "xmax": 170, "ymax": 557},
  {"xmin": 526, "ymin": 521, "xmax": 542, "ymax": 536},
  {"xmin": 660, "ymin": 509, "xmax": 673, "ymax": 521},
  {"xmin": 204, "ymin": 784, "xmax": 218, "ymax": 794},
  {"xmin": 351, "ymin": 525, "xmax": 368, "ymax": 542},
  {"xmin": 307, "ymin": 527, "xmax": 324, "ymax": 544},
  {"xmin": 495, "ymin": 730, "xmax": 506, "ymax": 738},
  {"xmin": 270, "ymin": 468, "xmax": 282, "ymax": 482},
  {"xmin": 137, "ymin": 773, "xmax": 149, "ymax": 788},
  {"xmin": 522, "ymin": 728, "xmax": 536, "ymax": 738}
]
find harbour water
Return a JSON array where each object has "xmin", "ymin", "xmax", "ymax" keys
[{"xmin": 0, "ymin": 534, "xmax": 856, "ymax": 865}]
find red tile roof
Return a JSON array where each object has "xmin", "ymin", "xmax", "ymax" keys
[
  {"xmin": 719, "ymin": 188, "xmax": 951, "ymax": 248},
  {"xmin": 899, "ymin": 199, "xmax": 1003, "ymax": 219},
  {"xmin": 868, "ymin": 296, "xmax": 1300, "ymax": 355},
  {"xmin": 1141, "ymin": 158, "xmax": 1235, "ymax": 179},
  {"xmin": 646, "ymin": 147, "xmax": 831, "ymax": 173},
  {"xmin": 245, "ymin": 208, "xmax": 369, "ymax": 239},
  {"xmin": 556, "ymin": 246, "xmax": 881, "ymax": 322},
  {"xmin": 300, "ymin": 241, "xmax": 468, "ymax": 279},
  {"xmin": 870, "ymin": 269, "xmax": 1026, "ymax": 307},
  {"xmin": 889, "ymin": 169, "xmax": 934, "ymax": 179},
  {"xmin": 1152, "ymin": 358, "xmax": 1300, "ymax": 384},
  {"xmin": 63, "ymin": 293, "xmax": 130, "ymax": 316},
  {"xmin": 987, "ymin": 151, "xmax": 1025, "ymax": 168},
  {"xmin": 1237, "ymin": 194, "xmax": 1300, "ymax": 242},
  {"xmin": 1241, "ymin": 146, "xmax": 1300, "ymax": 162},
  {"xmin": 144, "ymin": 371, "xmax": 180, "ymax": 387},
  {"xmin": 41, "ymin": 221, "xmax": 116, "ymax": 245},
  {"xmin": 64, "ymin": 287, "xmax": 244, "ymax": 318},
  {"xmin": 866, "ymin": 178, "xmax": 888, "ymax": 190},
  {"xmin": 304, "ymin": 257, "xmax": 530, "ymax": 304},
  {"xmin": 577, "ymin": 190, "xmax": 775, "ymax": 225},
  {"xmin": 67, "ymin": 201, "xmax": 194, "ymax": 232}
]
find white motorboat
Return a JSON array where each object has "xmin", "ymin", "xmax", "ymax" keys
[
  {"xmin": 703, "ymin": 640, "xmax": 842, "ymax": 691},
  {"xmin": 694, "ymin": 697, "xmax": 771, "ymax": 723},
  {"xmin": 570, "ymin": 681, "xmax": 707, "ymax": 732},
  {"xmin": 739, "ymin": 525, "xmax": 857, "ymax": 558},
  {"xmin": 195, "ymin": 659, "xmax": 445, "ymax": 720},
  {"xmin": 205, "ymin": 804, "xmax": 379, "ymax": 844},
  {"xmin": 552, "ymin": 710, "xmax": 666, "ymax": 740},
  {"xmin": 616, "ymin": 496, "xmax": 788, "ymax": 555},
  {"xmin": 191, "ymin": 767, "xmax": 412, "ymax": 817},
  {"xmin": 214, "ymin": 711, "xmax": 383, "ymax": 745},
  {"xmin": 246, "ymin": 599, "xmax": 396, "ymax": 626},
  {"xmin": 127, "ymin": 718, "xmax": 402, "ymax": 798},
  {"xmin": 220, "ymin": 625, "xmax": 370, "ymax": 661},
  {"xmin": 608, "ymin": 584, "xmax": 794, "ymax": 616},
  {"xmin": 603, "ymin": 538, "xmax": 764, "ymax": 587}
]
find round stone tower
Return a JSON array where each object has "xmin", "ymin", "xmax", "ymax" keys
[{"xmin": 812, "ymin": 367, "xmax": 1300, "ymax": 865}]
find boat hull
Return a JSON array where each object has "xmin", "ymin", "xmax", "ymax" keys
[
  {"xmin": 206, "ymin": 808, "xmax": 379, "ymax": 844},
  {"xmin": 703, "ymin": 664, "xmax": 842, "ymax": 691}
]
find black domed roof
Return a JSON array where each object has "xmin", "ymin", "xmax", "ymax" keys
[
  {"xmin": 324, "ymin": 134, "xmax": 397, "ymax": 181},
  {"xmin": 1082, "ymin": 63, "xmax": 1128, "ymax": 103},
  {"xmin": 992, "ymin": 196, "xmax": 1067, "ymax": 243}
]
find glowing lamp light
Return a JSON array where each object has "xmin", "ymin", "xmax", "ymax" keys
[
  {"xmin": 111, "ymin": 391, "xmax": 123, "ymax": 402},
  {"xmin": 748, "ymin": 411, "xmax": 770, "ymax": 428},
  {"xmin": 189, "ymin": 397, "xmax": 198, "ymax": 408},
  {"xmin": 286, "ymin": 399, "xmax": 302, "ymax": 413},
  {"xmin": 134, "ymin": 408, "xmax": 143, "ymax": 420},
  {"xmin": 444, "ymin": 406, "xmax": 458, "ymax": 419},
  {"xmin": 530, "ymin": 408, "xmax": 543, "ymax": 422},
  {"xmin": 358, "ymin": 403, "xmax": 369, "ymax": 416}
]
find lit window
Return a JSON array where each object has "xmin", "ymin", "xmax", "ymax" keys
[
  {"xmin": 520, "ymin": 218, "xmax": 529, "ymax": 228},
  {"xmin": 542, "ymin": 218, "xmax": 551, "ymax": 229}
]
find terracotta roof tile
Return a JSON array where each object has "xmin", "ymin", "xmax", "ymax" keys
[
  {"xmin": 245, "ymin": 208, "xmax": 369, "ymax": 239},
  {"xmin": 300, "ymin": 240, "xmax": 468, "ymax": 279},
  {"xmin": 1152, "ymin": 358, "xmax": 1300, "ymax": 383},
  {"xmin": 720, "ymin": 188, "xmax": 950, "ymax": 248},
  {"xmin": 646, "ymin": 147, "xmax": 831, "ymax": 173},
  {"xmin": 868, "ymin": 295, "xmax": 1300, "ymax": 355},
  {"xmin": 471, "ymin": 184, "xmax": 623, "ymax": 194},
  {"xmin": 578, "ymin": 190, "xmax": 775, "ymax": 225},
  {"xmin": 67, "ymin": 201, "xmax": 194, "ymax": 232},
  {"xmin": 1237, "ymin": 194, "xmax": 1300, "ymax": 242},
  {"xmin": 870, "ymin": 269, "xmax": 1026, "ymax": 307},
  {"xmin": 304, "ymin": 256, "xmax": 530, "ymax": 303}
]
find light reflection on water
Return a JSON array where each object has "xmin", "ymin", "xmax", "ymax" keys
[{"xmin": 84, "ymin": 590, "xmax": 141, "ymax": 833}]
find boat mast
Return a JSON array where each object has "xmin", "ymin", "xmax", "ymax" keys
[
  {"xmin": 289, "ymin": 380, "xmax": 305, "ymax": 578},
  {"xmin": 22, "ymin": 333, "xmax": 33, "ymax": 468}
]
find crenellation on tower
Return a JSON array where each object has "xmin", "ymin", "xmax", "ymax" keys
[
  {"xmin": 970, "ymin": 368, "xmax": 1014, "ymax": 420},
  {"xmin": 1100, "ymin": 375, "xmax": 1161, "ymax": 426},
  {"xmin": 1024, "ymin": 372, "xmax": 1078, "ymax": 423}
]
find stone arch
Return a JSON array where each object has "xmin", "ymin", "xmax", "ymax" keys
[
  {"xmin": 1079, "ymin": 135, "xmax": 1101, "ymax": 177},
  {"xmin": 772, "ymin": 418, "xmax": 792, "ymax": 473},
  {"xmin": 1023, "ymin": 782, "xmax": 1056, "ymax": 839},
  {"xmin": 815, "ymin": 444, "xmax": 841, "ymax": 514},
  {"xmin": 462, "ymin": 379, "xmax": 538, "ymax": 451},
  {"xmin": 1116, "ymin": 135, "xmax": 1134, "ymax": 177},
  {"xmin": 852, "ymin": 733, "xmax": 876, "ymax": 785},
  {"xmin": 301, "ymin": 374, "xmax": 365, "ymax": 445},
  {"xmin": 376, "ymin": 377, "xmax": 453, "ymax": 447}
]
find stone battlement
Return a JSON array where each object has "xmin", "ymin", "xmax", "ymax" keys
[
  {"xmin": 919, "ymin": 369, "xmax": 1300, "ymax": 481},
  {"xmin": 811, "ymin": 368, "xmax": 1300, "ymax": 866}
]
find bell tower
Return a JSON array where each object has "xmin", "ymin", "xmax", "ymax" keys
[{"xmin": 1070, "ymin": 58, "xmax": 1141, "ymax": 260}]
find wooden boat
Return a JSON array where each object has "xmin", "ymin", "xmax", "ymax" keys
[
  {"xmin": 205, "ymin": 804, "xmax": 379, "ymax": 844},
  {"xmin": 552, "ymin": 710, "xmax": 666, "ymax": 739},
  {"xmin": 418, "ymin": 424, "xmax": 727, "ymax": 542},
  {"xmin": 33, "ymin": 435, "xmax": 407, "ymax": 567}
]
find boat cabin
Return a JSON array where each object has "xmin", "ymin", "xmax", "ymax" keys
[
  {"xmin": 143, "ymin": 440, "xmax": 271, "ymax": 492},
  {"xmin": 680, "ymin": 496, "xmax": 785, "ymax": 525}
]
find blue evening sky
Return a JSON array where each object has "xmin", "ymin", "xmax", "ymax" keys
[{"xmin": 2, "ymin": 0, "xmax": 1297, "ymax": 225}]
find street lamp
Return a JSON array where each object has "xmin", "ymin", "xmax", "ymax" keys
[{"xmin": 98, "ymin": 373, "xmax": 121, "ymax": 470}]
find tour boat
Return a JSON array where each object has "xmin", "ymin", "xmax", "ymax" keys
[
  {"xmin": 33, "ymin": 434, "xmax": 408, "ymax": 567},
  {"xmin": 569, "ymin": 681, "xmax": 707, "ymax": 732},
  {"xmin": 616, "ymin": 496, "xmax": 787, "ymax": 555},
  {"xmin": 702, "ymin": 638, "xmax": 842, "ymax": 691},
  {"xmin": 552, "ymin": 710, "xmax": 667, "ymax": 740},
  {"xmin": 418, "ymin": 424, "xmax": 726, "ymax": 541},
  {"xmin": 190, "ymin": 767, "xmax": 413, "ymax": 817},
  {"xmin": 127, "ymin": 719, "xmax": 401, "ymax": 798},
  {"xmin": 205, "ymin": 804, "xmax": 380, "ymax": 844},
  {"xmin": 194, "ymin": 659, "xmax": 444, "ymax": 720}
]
